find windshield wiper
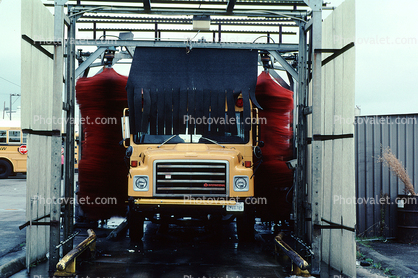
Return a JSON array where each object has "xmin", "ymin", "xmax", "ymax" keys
[
  {"xmin": 158, "ymin": 135, "xmax": 177, "ymax": 148},
  {"xmin": 200, "ymin": 137, "xmax": 225, "ymax": 148}
]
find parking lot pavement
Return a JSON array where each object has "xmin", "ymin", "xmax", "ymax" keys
[
  {"xmin": 0, "ymin": 175, "xmax": 26, "ymax": 264},
  {"xmin": 357, "ymin": 239, "xmax": 418, "ymax": 277}
]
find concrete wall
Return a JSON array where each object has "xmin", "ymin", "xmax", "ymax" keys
[
  {"xmin": 320, "ymin": 0, "xmax": 356, "ymax": 276},
  {"xmin": 355, "ymin": 114, "xmax": 418, "ymax": 238}
]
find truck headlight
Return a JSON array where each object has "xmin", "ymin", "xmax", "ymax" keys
[
  {"xmin": 133, "ymin": 175, "xmax": 149, "ymax": 191},
  {"xmin": 233, "ymin": 176, "xmax": 249, "ymax": 192}
]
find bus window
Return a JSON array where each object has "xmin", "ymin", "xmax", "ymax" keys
[
  {"xmin": 0, "ymin": 130, "xmax": 6, "ymax": 143},
  {"xmin": 8, "ymin": 131, "xmax": 21, "ymax": 144},
  {"xmin": 23, "ymin": 133, "xmax": 27, "ymax": 144}
]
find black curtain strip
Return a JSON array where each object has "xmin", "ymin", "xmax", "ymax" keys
[
  {"xmin": 133, "ymin": 87, "xmax": 143, "ymax": 134},
  {"xmin": 195, "ymin": 89, "xmax": 204, "ymax": 134},
  {"xmin": 187, "ymin": 89, "xmax": 196, "ymax": 134},
  {"xmin": 157, "ymin": 89, "xmax": 165, "ymax": 135},
  {"xmin": 126, "ymin": 86, "xmax": 136, "ymax": 135},
  {"xmin": 149, "ymin": 89, "xmax": 158, "ymax": 135},
  {"xmin": 179, "ymin": 89, "xmax": 188, "ymax": 134},
  {"xmin": 203, "ymin": 89, "xmax": 211, "ymax": 136},
  {"xmin": 226, "ymin": 89, "xmax": 237, "ymax": 135},
  {"xmin": 164, "ymin": 89, "xmax": 173, "ymax": 135},
  {"xmin": 172, "ymin": 89, "xmax": 180, "ymax": 135},
  {"xmin": 141, "ymin": 88, "xmax": 151, "ymax": 134},
  {"xmin": 217, "ymin": 91, "xmax": 225, "ymax": 135},
  {"xmin": 242, "ymin": 88, "xmax": 251, "ymax": 132}
]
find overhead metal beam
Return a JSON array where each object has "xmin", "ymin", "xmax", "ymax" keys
[
  {"xmin": 79, "ymin": 14, "xmax": 296, "ymax": 23},
  {"xmin": 70, "ymin": 6, "xmax": 310, "ymax": 18},
  {"xmin": 77, "ymin": 19, "xmax": 298, "ymax": 27},
  {"xmin": 71, "ymin": 40, "xmax": 300, "ymax": 52},
  {"xmin": 269, "ymin": 50, "xmax": 299, "ymax": 82},
  {"xmin": 77, "ymin": 27, "xmax": 296, "ymax": 35},
  {"xmin": 49, "ymin": 0, "xmax": 310, "ymax": 6},
  {"xmin": 75, "ymin": 46, "xmax": 107, "ymax": 78}
]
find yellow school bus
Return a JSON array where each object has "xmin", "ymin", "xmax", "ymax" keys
[
  {"xmin": 0, "ymin": 127, "xmax": 27, "ymax": 179},
  {"xmin": 0, "ymin": 127, "xmax": 79, "ymax": 179}
]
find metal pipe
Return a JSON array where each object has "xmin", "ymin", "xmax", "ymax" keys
[
  {"xmin": 56, "ymin": 231, "xmax": 80, "ymax": 249},
  {"xmin": 19, "ymin": 214, "xmax": 50, "ymax": 230},
  {"xmin": 56, "ymin": 229, "xmax": 96, "ymax": 272},
  {"xmin": 274, "ymin": 232, "xmax": 309, "ymax": 270},
  {"xmin": 106, "ymin": 220, "xmax": 128, "ymax": 240}
]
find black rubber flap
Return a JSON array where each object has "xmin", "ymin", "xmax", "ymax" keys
[{"xmin": 126, "ymin": 47, "xmax": 258, "ymax": 134}]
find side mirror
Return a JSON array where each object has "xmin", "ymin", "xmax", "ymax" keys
[
  {"xmin": 124, "ymin": 138, "xmax": 130, "ymax": 147},
  {"xmin": 125, "ymin": 146, "xmax": 133, "ymax": 157},
  {"xmin": 254, "ymin": 146, "xmax": 262, "ymax": 159},
  {"xmin": 258, "ymin": 141, "xmax": 265, "ymax": 148},
  {"xmin": 121, "ymin": 108, "xmax": 130, "ymax": 148}
]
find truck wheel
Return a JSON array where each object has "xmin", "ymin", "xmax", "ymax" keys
[
  {"xmin": 236, "ymin": 206, "xmax": 255, "ymax": 242},
  {"xmin": 128, "ymin": 207, "xmax": 144, "ymax": 241},
  {"xmin": 0, "ymin": 160, "xmax": 12, "ymax": 179}
]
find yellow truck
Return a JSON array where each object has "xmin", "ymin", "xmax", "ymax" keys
[{"xmin": 122, "ymin": 47, "xmax": 262, "ymax": 241}]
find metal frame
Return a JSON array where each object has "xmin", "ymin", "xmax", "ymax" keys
[
  {"xmin": 50, "ymin": 0, "xmax": 324, "ymax": 274},
  {"xmin": 50, "ymin": 1, "xmax": 66, "ymax": 273}
]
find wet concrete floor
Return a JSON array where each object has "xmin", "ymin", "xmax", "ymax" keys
[{"xmin": 15, "ymin": 220, "xmax": 291, "ymax": 278}]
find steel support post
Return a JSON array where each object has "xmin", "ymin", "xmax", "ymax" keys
[
  {"xmin": 63, "ymin": 12, "xmax": 76, "ymax": 257},
  {"xmin": 295, "ymin": 22, "xmax": 308, "ymax": 255},
  {"xmin": 49, "ymin": 1, "xmax": 67, "ymax": 273},
  {"xmin": 309, "ymin": 1, "xmax": 323, "ymax": 275}
]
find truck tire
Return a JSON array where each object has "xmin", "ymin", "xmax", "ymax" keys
[
  {"xmin": 128, "ymin": 206, "xmax": 144, "ymax": 241},
  {"xmin": 0, "ymin": 160, "xmax": 12, "ymax": 179},
  {"xmin": 236, "ymin": 205, "xmax": 255, "ymax": 242}
]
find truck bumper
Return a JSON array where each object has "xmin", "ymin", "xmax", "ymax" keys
[
  {"xmin": 133, "ymin": 198, "xmax": 236, "ymax": 206},
  {"xmin": 129, "ymin": 197, "xmax": 245, "ymax": 217}
]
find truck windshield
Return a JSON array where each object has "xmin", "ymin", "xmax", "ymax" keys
[{"xmin": 133, "ymin": 112, "xmax": 249, "ymax": 145}]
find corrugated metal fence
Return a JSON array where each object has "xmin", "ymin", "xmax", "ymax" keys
[{"xmin": 355, "ymin": 114, "xmax": 418, "ymax": 237}]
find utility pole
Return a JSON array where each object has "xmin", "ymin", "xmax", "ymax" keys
[
  {"xmin": 2, "ymin": 101, "xmax": 5, "ymax": 120},
  {"xmin": 9, "ymin": 93, "xmax": 21, "ymax": 120}
]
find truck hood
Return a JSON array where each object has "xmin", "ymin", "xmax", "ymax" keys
[{"xmin": 141, "ymin": 144, "xmax": 243, "ymax": 163}]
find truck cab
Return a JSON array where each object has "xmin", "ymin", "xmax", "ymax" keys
[{"xmin": 122, "ymin": 47, "xmax": 261, "ymax": 241}]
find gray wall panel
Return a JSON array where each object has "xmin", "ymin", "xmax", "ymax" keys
[
  {"xmin": 21, "ymin": 0, "xmax": 56, "ymax": 267},
  {"xmin": 355, "ymin": 114, "xmax": 418, "ymax": 237},
  {"xmin": 319, "ymin": 0, "xmax": 356, "ymax": 275}
]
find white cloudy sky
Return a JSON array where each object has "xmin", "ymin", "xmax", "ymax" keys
[{"xmin": 0, "ymin": 0, "xmax": 417, "ymax": 120}]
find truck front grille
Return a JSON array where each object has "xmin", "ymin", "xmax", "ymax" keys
[{"xmin": 154, "ymin": 160, "xmax": 228, "ymax": 196}]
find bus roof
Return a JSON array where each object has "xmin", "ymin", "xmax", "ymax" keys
[{"xmin": 0, "ymin": 120, "xmax": 21, "ymax": 128}]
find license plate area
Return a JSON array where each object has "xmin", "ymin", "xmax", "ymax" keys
[{"xmin": 226, "ymin": 202, "xmax": 244, "ymax": 212}]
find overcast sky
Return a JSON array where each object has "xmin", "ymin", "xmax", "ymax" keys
[{"xmin": 0, "ymin": 0, "xmax": 417, "ymax": 121}]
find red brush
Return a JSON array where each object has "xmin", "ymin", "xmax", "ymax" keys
[
  {"xmin": 254, "ymin": 71, "xmax": 294, "ymax": 222},
  {"xmin": 76, "ymin": 68, "xmax": 128, "ymax": 220}
]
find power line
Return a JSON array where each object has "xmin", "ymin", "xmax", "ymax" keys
[{"xmin": 0, "ymin": 76, "xmax": 21, "ymax": 88}]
